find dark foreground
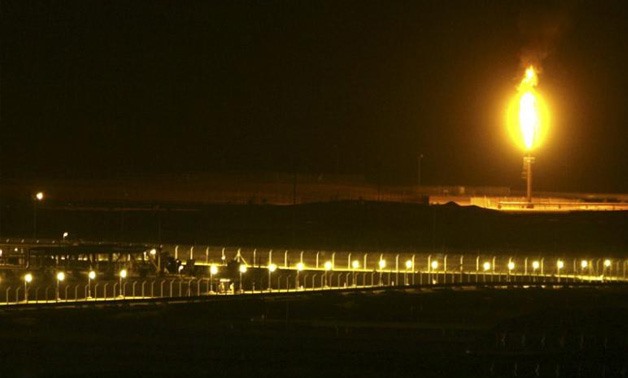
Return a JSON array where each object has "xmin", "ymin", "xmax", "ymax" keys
[{"xmin": 1, "ymin": 286, "xmax": 627, "ymax": 377}]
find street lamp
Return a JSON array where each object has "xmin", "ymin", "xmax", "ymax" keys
[
  {"xmin": 24, "ymin": 273, "xmax": 33, "ymax": 303},
  {"xmin": 33, "ymin": 191, "xmax": 44, "ymax": 239},
  {"xmin": 119, "ymin": 269, "xmax": 127, "ymax": 298},
  {"xmin": 378, "ymin": 259, "xmax": 386, "ymax": 286},
  {"xmin": 268, "ymin": 263, "xmax": 277, "ymax": 291},
  {"xmin": 238, "ymin": 264, "xmax": 247, "ymax": 293},
  {"xmin": 209, "ymin": 265, "xmax": 218, "ymax": 293},
  {"xmin": 296, "ymin": 262, "xmax": 305, "ymax": 289},
  {"xmin": 556, "ymin": 260, "xmax": 564, "ymax": 280},
  {"xmin": 88, "ymin": 270, "xmax": 96, "ymax": 299},
  {"xmin": 324, "ymin": 261, "xmax": 332, "ymax": 287},
  {"xmin": 405, "ymin": 260, "xmax": 413, "ymax": 285},
  {"xmin": 351, "ymin": 260, "xmax": 360, "ymax": 286},
  {"xmin": 56, "ymin": 271, "xmax": 65, "ymax": 301}
]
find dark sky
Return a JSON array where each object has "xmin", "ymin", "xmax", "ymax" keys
[{"xmin": 2, "ymin": 1, "xmax": 627, "ymax": 192}]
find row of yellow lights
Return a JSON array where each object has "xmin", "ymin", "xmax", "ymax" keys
[
  {"xmin": 23, "ymin": 259, "xmax": 615, "ymax": 283},
  {"xmin": 224, "ymin": 258, "xmax": 614, "ymax": 275},
  {"xmin": 23, "ymin": 269, "xmax": 126, "ymax": 284}
]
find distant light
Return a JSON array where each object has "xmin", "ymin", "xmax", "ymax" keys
[
  {"xmin": 35, "ymin": 192, "xmax": 44, "ymax": 201},
  {"xmin": 296, "ymin": 262, "xmax": 305, "ymax": 271},
  {"xmin": 405, "ymin": 260, "xmax": 413, "ymax": 269},
  {"xmin": 507, "ymin": 261, "xmax": 515, "ymax": 271},
  {"xmin": 556, "ymin": 260, "xmax": 564, "ymax": 270},
  {"xmin": 324, "ymin": 261, "xmax": 333, "ymax": 271},
  {"xmin": 379, "ymin": 259, "xmax": 387, "ymax": 270},
  {"xmin": 483, "ymin": 262, "xmax": 491, "ymax": 271},
  {"xmin": 239, "ymin": 264, "xmax": 248, "ymax": 274},
  {"xmin": 580, "ymin": 260, "xmax": 588, "ymax": 269},
  {"xmin": 268, "ymin": 263, "xmax": 277, "ymax": 273},
  {"xmin": 430, "ymin": 260, "xmax": 438, "ymax": 270},
  {"xmin": 88, "ymin": 270, "xmax": 96, "ymax": 280},
  {"xmin": 24, "ymin": 273, "xmax": 33, "ymax": 283},
  {"xmin": 604, "ymin": 259, "xmax": 611, "ymax": 268},
  {"xmin": 149, "ymin": 248, "xmax": 157, "ymax": 256},
  {"xmin": 210, "ymin": 265, "xmax": 218, "ymax": 275},
  {"xmin": 352, "ymin": 260, "xmax": 360, "ymax": 269},
  {"xmin": 120, "ymin": 269, "xmax": 128, "ymax": 278},
  {"xmin": 56, "ymin": 272, "xmax": 65, "ymax": 282},
  {"xmin": 532, "ymin": 261, "xmax": 540, "ymax": 270},
  {"xmin": 62, "ymin": 232, "xmax": 69, "ymax": 239}
]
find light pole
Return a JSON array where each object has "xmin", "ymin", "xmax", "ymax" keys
[
  {"xmin": 119, "ymin": 269, "xmax": 127, "ymax": 298},
  {"xmin": 56, "ymin": 271, "xmax": 65, "ymax": 301},
  {"xmin": 324, "ymin": 261, "xmax": 332, "ymax": 287},
  {"xmin": 88, "ymin": 270, "xmax": 96, "ymax": 299},
  {"xmin": 238, "ymin": 264, "xmax": 247, "ymax": 293},
  {"xmin": 430, "ymin": 260, "xmax": 438, "ymax": 284},
  {"xmin": 33, "ymin": 191, "xmax": 44, "ymax": 239},
  {"xmin": 483, "ymin": 262, "xmax": 491, "ymax": 283},
  {"xmin": 352, "ymin": 260, "xmax": 360, "ymax": 286},
  {"xmin": 507, "ymin": 261, "xmax": 515, "ymax": 282},
  {"xmin": 296, "ymin": 262, "xmax": 304, "ymax": 289},
  {"xmin": 209, "ymin": 265, "xmax": 218, "ymax": 293},
  {"xmin": 556, "ymin": 260, "xmax": 564, "ymax": 281},
  {"xmin": 24, "ymin": 273, "xmax": 33, "ymax": 303},
  {"xmin": 378, "ymin": 259, "xmax": 386, "ymax": 286},
  {"xmin": 405, "ymin": 260, "xmax": 413, "ymax": 285},
  {"xmin": 268, "ymin": 263, "xmax": 277, "ymax": 291}
]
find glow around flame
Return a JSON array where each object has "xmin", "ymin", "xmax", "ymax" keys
[{"xmin": 506, "ymin": 66, "xmax": 549, "ymax": 152}]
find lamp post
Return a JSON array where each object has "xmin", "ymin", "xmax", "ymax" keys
[
  {"xmin": 238, "ymin": 264, "xmax": 247, "ymax": 293},
  {"xmin": 405, "ymin": 260, "xmax": 413, "ymax": 285},
  {"xmin": 324, "ymin": 261, "xmax": 332, "ymax": 288},
  {"xmin": 507, "ymin": 261, "xmax": 515, "ymax": 282},
  {"xmin": 352, "ymin": 260, "xmax": 360, "ymax": 286},
  {"xmin": 378, "ymin": 259, "xmax": 386, "ymax": 286},
  {"xmin": 24, "ymin": 273, "xmax": 33, "ymax": 303},
  {"xmin": 119, "ymin": 269, "xmax": 127, "ymax": 298},
  {"xmin": 33, "ymin": 191, "xmax": 44, "ymax": 239},
  {"xmin": 209, "ymin": 265, "xmax": 218, "ymax": 293},
  {"xmin": 430, "ymin": 260, "xmax": 438, "ymax": 284},
  {"xmin": 268, "ymin": 263, "xmax": 277, "ymax": 291},
  {"xmin": 296, "ymin": 262, "xmax": 304, "ymax": 289},
  {"xmin": 483, "ymin": 262, "xmax": 491, "ymax": 283},
  {"xmin": 556, "ymin": 260, "xmax": 564, "ymax": 281},
  {"xmin": 88, "ymin": 270, "xmax": 96, "ymax": 299},
  {"xmin": 56, "ymin": 271, "xmax": 65, "ymax": 301}
]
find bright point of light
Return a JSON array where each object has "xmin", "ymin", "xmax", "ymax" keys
[
  {"xmin": 149, "ymin": 248, "xmax": 157, "ymax": 256},
  {"xmin": 268, "ymin": 263, "xmax": 277, "ymax": 273},
  {"xmin": 507, "ymin": 66, "xmax": 550, "ymax": 152},
  {"xmin": 483, "ymin": 262, "xmax": 491, "ymax": 271},
  {"xmin": 120, "ymin": 269, "xmax": 128, "ymax": 278},
  {"xmin": 430, "ymin": 260, "xmax": 438, "ymax": 270},
  {"xmin": 88, "ymin": 271, "xmax": 96, "ymax": 280},
  {"xmin": 604, "ymin": 259, "xmax": 611, "ymax": 268},
  {"xmin": 352, "ymin": 260, "xmax": 360, "ymax": 269},
  {"xmin": 556, "ymin": 260, "xmax": 564, "ymax": 270},
  {"xmin": 210, "ymin": 265, "xmax": 218, "ymax": 275},
  {"xmin": 296, "ymin": 262, "xmax": 305, "ymax": 271},
  {"xmin": 35, "ymin": 192, "xmax": 44, "ymax": 201},
  {"xmin": 324, "ymin": 261, "xmax": 333, "ymax": 271},
  {"xmin": 405, "ymin": 260, "xmax": 413, "ymax": 269},
  {"xmin": 62, "ymin": 232, "xmax": 69, "ymax": 238},
  {"xmin": 56, "ymin": 272, "xmax": 65, "ymax": 282},
  {"xmin": 239, "ymin": 264, "xmax": 247, "ymax": 274},
  {"xmin": 580, "ymin": 260, "xmax": 588, "ymax": 269},
  {"xmin": 532, "ymin": 261, "xmax": 540, "ymax": 270},
  {"xmin": 378, "ymin": 259, "xmax": 387, "ymax": 270},
  {"xmin": 507, "ymin": 261, "xmax": 515, "ymax": 271},
  {"xmin": 24, "ymin": 273, "xmax": 33, "ymax": 283}
]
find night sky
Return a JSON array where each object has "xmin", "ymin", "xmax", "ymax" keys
[{"xmin": 2, "ymin": 1, "xmax": 627, "ymax": 192}]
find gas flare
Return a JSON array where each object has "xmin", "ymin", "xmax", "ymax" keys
[{"xmin": 506, "ymin": 66, "xmax": 549, "ymax": 151}]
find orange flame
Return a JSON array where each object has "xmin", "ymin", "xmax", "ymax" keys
[{"xmin": 506, "ymin": 66, "xmax": 549, "ymax": 152}]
